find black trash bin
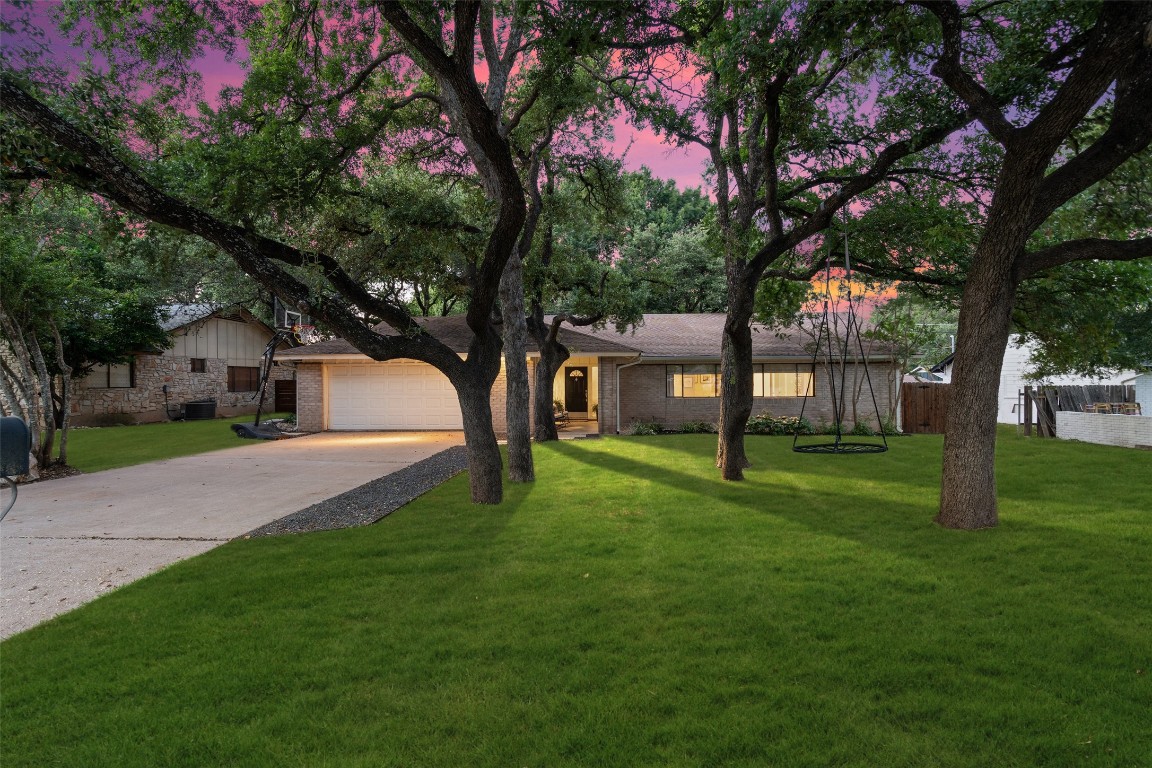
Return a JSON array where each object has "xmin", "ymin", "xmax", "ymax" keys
[
  {"xmin": 1, "ymin": 417, "xmax": 31, "ymax": 476},
  {"xmin": 184, "ymin": 399, "xmax": 217, "ymax": 420}
]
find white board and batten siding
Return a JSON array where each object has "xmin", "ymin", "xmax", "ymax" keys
[
  {"xmin": 168, "ymin": 316, "xmax": 269, "ymax": 368},
  {"xmin": 326, "ymin": 362, "xmax": 463, "ymax": 430}
]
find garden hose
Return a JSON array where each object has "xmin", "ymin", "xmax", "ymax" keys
[{"xmin": 0, "ymin": 475, "xmax": 16, "ymax": 522}]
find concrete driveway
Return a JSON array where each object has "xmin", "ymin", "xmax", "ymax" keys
[{"xmin": 0, "ymin": 431, "xmax": 463, "ymax": 639}]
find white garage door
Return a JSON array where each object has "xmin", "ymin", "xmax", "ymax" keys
[{"xmin": 327, "ymin": 363, "xmax": 463, "ymax": 430}]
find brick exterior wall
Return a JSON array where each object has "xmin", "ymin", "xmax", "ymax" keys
[
  {"xmin": 614, "ymin": 362, "xmax": 899, "ymax": 433},
  {"xmin": 1056, "ymin": 412, "xmax": 1152, "ymax": 449},
  {"xmin": 71, "ymin": 354, "xmax": 295, "ymax": 426},
  {"xmin": 295, "ymin": 363, "xmax": 324, "ymax": 432},
  {"xmin": 295, "ymin": 356, "xmax": 899, "ymax": 436}
]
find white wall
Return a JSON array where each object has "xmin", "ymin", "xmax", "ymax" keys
[
  {"xmin": 1055, "ymin": 412, "xmax": 1152, "ymax": 449},
  {"xmin": 1134, "ymin": 374, "xmax": 1151, "ymax": 416},
  {"xmin": 997, "ymin": 336, "xmax": 1138, "ymax": 424}
]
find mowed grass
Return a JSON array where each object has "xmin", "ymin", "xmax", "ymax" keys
[
  {"xmin": 2, "ymin": 433, "xmax": 1150, "ymax": 767},
  {"xmin": 62, "ymin": 413, "xmax": 293, "ymax": 473}
]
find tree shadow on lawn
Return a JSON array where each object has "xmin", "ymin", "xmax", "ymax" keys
[
  {"xmin": 609, "ymin": 433, "xmax": 1150, "ymax": 519},
  {"xmin": 539, "ymin": 438, "xmax": 1149, "ymax": 614}
]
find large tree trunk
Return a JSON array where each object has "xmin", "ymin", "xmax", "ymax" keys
[
  {"xmin": 499, "ymin": 251, "xmax": 534, "ymax": 482},
  {"xmin": 532, "ymin": 332, "xmax": 570, "ymax": 442},
  {"xmin": 0, "ymin": 314, "xmax": 43, "ymax": 467},
  {"xmin": 456, "ymin": 375, "xmax": 505, "ymax": 505},
  {"xmin": 51, "ymin": 323, "xmax": 73, "ymax": 466},
  {"xmin": 936, "ymin": 271, "xmax": 1016, "ymax": 529},
  {"xmin": 30, "ymin": 331, "xmax": 57, "ymax": 467},
  {"xmin": 716, "ymin": 280, "xmax": 756, "ymax": 480},
  {"xmin": 936, "ymin": 189, "xmax": 1026, "ymax": 530}
]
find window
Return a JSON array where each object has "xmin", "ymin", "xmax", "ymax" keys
[
  {"xmin": 190, "ymin": 358, "xmax": 207, "ymax": 373},
  {"xmin": 84, "ymin": 362, "xmax": 135, "ymax": 389},
  {"xmin": 666, "ymin": 365, "xmax": 719, "ymax": 398},
  {"xmin": 752, "ymin": 365, "xmax": 814, "ymax": 398},
  {"xmin": 228, "ymin": 366, "xmax": 261, "ymax": 392}
]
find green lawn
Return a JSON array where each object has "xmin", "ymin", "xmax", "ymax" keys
[
  {"xmin": 3, "ymin": 433, "xmax": 1150, "ymax": 767},
  {"xmin": 61, "ymin": 413, "xmax": 293, "ymax": 473}
]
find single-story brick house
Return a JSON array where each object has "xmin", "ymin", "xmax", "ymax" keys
[
  {"xmin": 281, "ymin": 314, "xmax": 899, "ymax": 435},
  {"xmin": 72, "ymin": 304, "xmax": 296, "ymax": 426}
]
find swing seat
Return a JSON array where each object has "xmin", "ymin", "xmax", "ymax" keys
[{"xmin": 793, "ymin": 441, "xmax": 887, "ymax": 454}]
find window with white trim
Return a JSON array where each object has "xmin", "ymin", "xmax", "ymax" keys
[
  {"xmin": 666, "ymin": 365, "xmax": 719, "ymax": 398},
  {"xmin": 752, "ymin": 364, "xmax": 814, "ymax": 398}
]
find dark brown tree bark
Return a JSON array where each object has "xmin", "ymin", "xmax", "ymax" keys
[
  {"xmin": 716, "ymin": 277, "xmax": 756, "ymax": 479},
  {"xmin": 527, "ymin": 310, "xmax": 581, "ymax": 442},
  {"xmin": 927, "ymin": 0, "xmax": 1152, "ymax": 529},
  {"xmin": 500, "ymin": 250, "xmax": 534, "ymax": 482}
]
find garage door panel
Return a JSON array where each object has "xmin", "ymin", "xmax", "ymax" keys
[{"xmin": 328, "ymin": 363, "xmax": 463, "ymax": 430}]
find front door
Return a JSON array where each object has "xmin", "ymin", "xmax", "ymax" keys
[{"xmin": 565, "ymin": 367, "xmax": 588, "ymax": 413}]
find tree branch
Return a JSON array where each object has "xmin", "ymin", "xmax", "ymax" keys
[
  {"xmin": 1028, "ymin": 43, "xmax": 1152, "ymax": 231},
  {"xmin": 1017, "ymin": 237, "xmax": 1152, "ymax": 281},
  {"xmin": 0, "ymin": 75, "xmax": 471, "ymax": 372},
  {"xmin": 918, "ymin": 0, "xmax": 1017, "ymax": 145}
]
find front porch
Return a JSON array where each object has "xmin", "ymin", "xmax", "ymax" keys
[{"xmin": 557, "ymin": 418, "xmax": 599, "ymax": 438}]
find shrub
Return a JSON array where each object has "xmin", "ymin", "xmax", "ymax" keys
[
  {"xmin": 679, "ymin": 420, "xmax": 717, "ymax": 434},
  {"xmin": 745, "ymin": 412, "xmax": 814, "ymax": 436},
  {"xmin": 628, "ymin": 420, "xmax": 663, "ymax": 436},
  {"xmin": 850, "ymin": 421, "xmax": 877, "ymax": 437}
]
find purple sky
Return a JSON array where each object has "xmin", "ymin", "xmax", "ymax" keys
[{"xmin": 4, "ymin": 3, "xmax": 711, "ymax": 191}]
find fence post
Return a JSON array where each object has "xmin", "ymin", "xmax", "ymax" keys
[{"xmin": 1023, "ymin": 386, "xmax": 1033, "ymax": 436}]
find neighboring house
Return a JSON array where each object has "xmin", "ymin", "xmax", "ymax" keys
[
  {"xmin": 927, "ymin": 335, "xmax": 1139, "ymax": 424},
  {"xmin": 72, "ymin": 304, "xmax": 296, "ymax": 426},
  {"xmin": 281, "ymin": 314, "xmax": 900, "ymax": 435},
  {"xmin": 1132, "ymin": 372, "xmax": 1152, "ymax": 413}
]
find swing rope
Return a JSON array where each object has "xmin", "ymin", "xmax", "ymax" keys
[{"xmin": 792, "ymin": 225, "xmax": 888, "ymax": 454}]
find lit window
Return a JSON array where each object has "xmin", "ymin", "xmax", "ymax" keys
[
  {"xmin": 666, "ymin": 365, "xmax": 719, "ymax": 398},
  {"xmin": 752, "ymin": 365, "xmax": 814, "ymax": 398}
]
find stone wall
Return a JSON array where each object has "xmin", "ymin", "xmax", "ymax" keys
[
  {"xmin": 71, "ymin": 354, "xmax": 296, "ymax": 426},
  {"xmin": 1055, "ymin": 412, "xmax": 1152, "ymax": 449}
]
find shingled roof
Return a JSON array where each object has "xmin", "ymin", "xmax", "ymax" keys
[
  {"xmin": 576, "ymin": 314, "xmax": 814, "ymax": 358},
  {"xmin": 282, "ymin": 313, "xmax": 894, "ymax": 361},
  {"xmin": 282, "ymin": 315, "xmax": 641, "ymax": 358}
]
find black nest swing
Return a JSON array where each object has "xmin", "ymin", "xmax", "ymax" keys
[{"xmin": 792, "ymin": 229, "xmax": 888, "ymax": 455}]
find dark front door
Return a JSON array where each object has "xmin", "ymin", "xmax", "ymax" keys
[{"xmin": 565, "ymin": 367, "xmax": 588, "ymax": 413}]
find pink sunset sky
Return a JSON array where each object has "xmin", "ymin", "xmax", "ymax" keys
[{"xmin": 4, "ymin": 3, "xmax": 712, "ymax": 192}]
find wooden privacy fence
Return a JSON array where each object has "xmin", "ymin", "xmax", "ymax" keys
[
  {"xmin": 1023, "ymin": 384, "xmax": 1136, "ymax": 437},
  {"xmin": 901, "ymin": 382, "xmax": 950, "ymax": 434}
]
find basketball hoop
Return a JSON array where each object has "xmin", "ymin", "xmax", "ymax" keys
[{"xmin": 292, "ymin": 324, "xmax": 321, "ymax": 344}]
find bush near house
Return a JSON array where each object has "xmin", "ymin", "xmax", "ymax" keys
[{"xmin": 745, "ymin": 412, "xmax": 815, "ymax": 435}]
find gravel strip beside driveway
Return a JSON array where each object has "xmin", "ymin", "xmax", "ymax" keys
[{"xmin": 242, "ymin": 445, "xmax": 469, "ymax": 538}]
